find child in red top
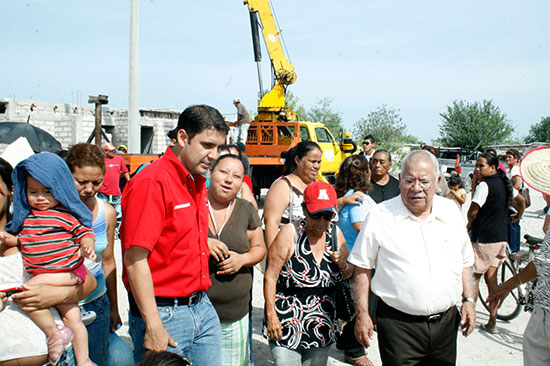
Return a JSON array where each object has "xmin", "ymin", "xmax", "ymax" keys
[{"xmin": 3, "ymin": 153, "xmax": 97, "ymax": 366}]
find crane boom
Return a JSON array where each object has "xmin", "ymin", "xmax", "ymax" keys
[{"xmin": 244, "ymin": 0, "xmax": 296, "ymax": 109}]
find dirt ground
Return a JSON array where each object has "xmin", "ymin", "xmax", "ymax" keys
[{"xmin": 113, "ymin": 190, "xmax": 546, "ymax": 365}]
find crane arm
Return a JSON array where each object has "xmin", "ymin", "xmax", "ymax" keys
[{"xmin": 244, "ymin": 0, "xmax": 296, "ymax": 108}]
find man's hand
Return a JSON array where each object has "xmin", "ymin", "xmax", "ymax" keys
[
  {"xmin": 355, "ymin": 314, "xmax": 374, "ymax": 347},
  {"xmin": 216, "ymin": 251, "xmax": 244, "ymax": 275},
  {"xmin": 208, "ymin": 238, "xmax": 229, "ymax": 262},
  {"xmin": 110, "ymin": 310, "xmax": 123, "ymax": 332},
  {"xmin": 144, "ymin": 323, "xmax": 178, "ymax": 354},
  {"xmin": 0, "ymin": 292, "xmax": 6, "ymax": 311},
  {"xmin": 460, "ymin": 301, "xmax": 476, "ymax": 336}
]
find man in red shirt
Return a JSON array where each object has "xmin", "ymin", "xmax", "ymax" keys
[
  {"xmin": 121, "ymin": 105, "xmax": 228, "ymax": 365},
  {"xmin": 98, "ymin": 143, "xmax": 130, "ymax": 214}
]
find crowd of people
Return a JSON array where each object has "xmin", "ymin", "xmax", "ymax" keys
[{"xmin": 0, "ymin": 104, "xmax": 547, "ymax": 366}]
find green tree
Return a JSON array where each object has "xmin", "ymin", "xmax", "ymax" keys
[
  {"xmin": 256, "ymin": 90, "xmax": 343, "ymax": 135},
  {"xmin": 352, "ymin": 104, "xmax": 418, "ymax": 154},
  {"xmin": 438, "ymin": 100, "xmax": 514, "ymax": 149},
  {"xmin": 306, "ymin": 97, "xmax": 342, "ymax": 127},
  {"xmin": 525, "ymin": 116, "xmax": 550, "ymax": 143}
]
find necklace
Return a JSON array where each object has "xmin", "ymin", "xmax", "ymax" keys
[{"xmin": 208, "ymin": 199, "xmax": 233, "ymax": 240}]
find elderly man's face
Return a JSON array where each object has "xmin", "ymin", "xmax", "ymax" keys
[
  {"xmin": 399, "ymin": 160, "xmax": 440, "ymax": 218},
  {"xmin": 371, "ymin": 152, "xmax": 391, "ymax": 179}
]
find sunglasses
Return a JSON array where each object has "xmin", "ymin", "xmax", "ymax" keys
[
  {"xmin": 307, "ymin": 210, "xmax": 335, "ymax": 221},
  {"xmin": 363, "ymin": 141, "xmax": 371, "ymax": 145}
]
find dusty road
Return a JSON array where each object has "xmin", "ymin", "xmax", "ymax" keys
[{"xmin": 113, "ymin": 191, "xmax": 546, "ymax": 365}]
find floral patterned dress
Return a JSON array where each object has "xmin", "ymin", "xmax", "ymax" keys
[{"xmin": 264, "ymin": 221, "xmax": 342, "ymax": 349}]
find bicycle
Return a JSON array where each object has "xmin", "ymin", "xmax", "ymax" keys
[{"xmin": 477, "ymin": 234, "xmax": 542, "ymax": 321}]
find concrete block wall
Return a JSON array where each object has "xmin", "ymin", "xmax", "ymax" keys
[{"xmin": 0, "ymin": 98, "xmax": 179, "ymax": 155}]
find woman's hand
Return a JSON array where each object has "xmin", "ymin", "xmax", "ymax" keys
[
  {"xmin": 344, "ymin": 192, "xmax": 363, "ymax": 206},
  {"xmin": 208, "ymin": 238, "xmax": 229, "ymax": 262},
  {"xmin": 486, "ymin": 282, "xmax": 514, "ymax": 312},
  {"xmin": 266, "ymin": 312, "xmax": 283, "ymax": 341},
  {"xmin": 216, "ymin": 251, "xmax": 245, "ymax": 275},
  {"xmin": 110, "ymin": 309, "xmax": 123, "ymax": 332},
  {"xmin": 12, "ymin": 283, "xmax": 61, "ymax": 311}
]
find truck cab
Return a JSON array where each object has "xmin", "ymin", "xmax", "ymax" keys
[{"xmin": 245, "ymin": 119, "xmax": 355, "ymax": 196}]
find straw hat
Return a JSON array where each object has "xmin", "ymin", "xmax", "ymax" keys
[{"xmin": 520, "ymin": 146, "xmax": 550, "ymax": 195}]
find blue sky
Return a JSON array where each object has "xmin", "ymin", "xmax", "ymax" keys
[{"xmin": 2, "ymin": 1, "xmax": 549, "ymax": 143}]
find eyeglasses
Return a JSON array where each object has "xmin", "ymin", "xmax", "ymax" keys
[
  {"xmin": 401, "ymin": 178, "xmax": 432, "ymax": 189},
  {"xmin": 363, "ymin": 141, "xmax": 371, "ymax": 145},
  {"xmin": 307, "ymin": 210, "xmax": 335, "ymax": 221}
]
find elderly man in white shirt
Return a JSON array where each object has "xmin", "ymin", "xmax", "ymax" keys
[{"xmin": 349, "ymin": 150, "xmax": 476, "ymax": 366}]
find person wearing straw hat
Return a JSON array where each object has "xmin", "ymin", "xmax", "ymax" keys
[{"xmin": 488, "ymin": 145, "xmax": 550, "ymax": 366}]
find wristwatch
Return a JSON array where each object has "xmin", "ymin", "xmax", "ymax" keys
[{"xmin": 462, "ymin": 297, "xmax": 475, "ymax": 304}]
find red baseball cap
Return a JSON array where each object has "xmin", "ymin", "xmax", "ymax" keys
[{"xmin": 303, "ymin": 181, "xmax": 337, "ymax": 214}]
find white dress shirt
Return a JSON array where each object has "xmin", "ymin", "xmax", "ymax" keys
[{"xmin": 349, "ymin": 195, "xmax": 474, "ymax": 316}]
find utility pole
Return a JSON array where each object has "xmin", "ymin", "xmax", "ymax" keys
[
  {"xmin": 88, "ymin": 95, "xmax": 109, "ymax": 148},
  {"xmin": 128, "ymin": 0, "xmax": 140, "ymax": 154}
]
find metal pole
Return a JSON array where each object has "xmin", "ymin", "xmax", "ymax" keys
[
  {"xmin": 95, "ymin": 103, "xmax": 102, "ymax": 148},
  {"xmin": 128, "ymin": 0, "xmax": 140, "ymax": 154},
  {"xmin": 256, "ymin": 62, "xmax": 264, "ymax": 99}
]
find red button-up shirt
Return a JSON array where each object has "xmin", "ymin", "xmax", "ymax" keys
[{"xmin": 121, "ymin": 147, "xmax": 211, "ymax": 297}]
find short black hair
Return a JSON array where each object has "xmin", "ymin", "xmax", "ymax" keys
[
  {"xmin": 176, "ymin": 105, "xmax": 229, "ymax": 141},
  {"xmin": 449, "ymin": 174, "xmax": 462, "ymax": 187},
  {"xmin": 211, "ymin": 153, "xmax": 244, "ymax": 173},
  {"xmin": 167, "ymin": 127, "xmax": 178, "ymax": 140},
  {"xmin": 363, "ymin": 135, "xmax": 376, "ymax": 143},
  {"xmin": 372, "ymin": 149, "xmax": 391, "ymax": 163}
]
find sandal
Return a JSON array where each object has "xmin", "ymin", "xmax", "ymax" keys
[
  {"xmin": 344, "ymin": 354, "xmax": 375, "ymax": 366},
  {"xmin": 46, "ymin": 325, "xmax": 74, "ymax": 366}
]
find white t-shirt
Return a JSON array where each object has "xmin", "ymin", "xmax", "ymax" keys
[
  {"xmin": 0, "ymin": 252, "xmax": 63, "ymax": 361},
  {"xmin": 507, "ymin": 165, "xmax": 521, "ymax": 180},
  {"xmin": 473, "ymin": 181, "xmax": 518, "ymax": 208}
]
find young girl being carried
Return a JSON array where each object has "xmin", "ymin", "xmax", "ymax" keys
[{"xmin": 2, "ymin": 152, "xmax": 97, "ymax": 366}]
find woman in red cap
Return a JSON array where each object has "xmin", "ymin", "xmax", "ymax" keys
[{"xmin": 263, "ymin": 181, "xmax": 352, "ymax": 365}]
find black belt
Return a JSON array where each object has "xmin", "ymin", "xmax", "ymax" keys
[
  {"xmin": 378, "ymin": 300, "xmax": 454, "ymax": 323},
  {"xmin": 128, "ymin": 291, "xmax": 203, "ymax": 318}
]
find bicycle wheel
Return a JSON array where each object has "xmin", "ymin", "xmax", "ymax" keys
[{"xmin": 478, "ymin": 260, "xmax": 523, "ymax": 321}]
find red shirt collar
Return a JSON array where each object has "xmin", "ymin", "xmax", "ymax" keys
[{"xmin": 163, "ymin": 147, "xmax": 206, "ymax": 187}]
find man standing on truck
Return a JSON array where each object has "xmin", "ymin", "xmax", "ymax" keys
[
  {"xmin": 98, "ymin": 142, "xmax": 130, "ymax": 214},
  {"xmin": 233, "ymin": 97, "xmax": 250, "ymax": 144},
  {"xmin": 121, "ymin": 105, "xmax": 229, "ymax": 365}
]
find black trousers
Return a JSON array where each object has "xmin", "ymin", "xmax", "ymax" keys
[{"xmin": 376, "ymin": 301, "xmax": 460, "ymax": 366}]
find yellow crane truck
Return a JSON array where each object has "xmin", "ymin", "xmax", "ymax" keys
[{"xmin": 243, "ymin": 0, "xmax": 356, "ymax": 196}]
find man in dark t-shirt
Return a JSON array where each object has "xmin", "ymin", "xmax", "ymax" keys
[{"xmin": 369, "ymin": 150, "xmax": 400, "ymax": 204}]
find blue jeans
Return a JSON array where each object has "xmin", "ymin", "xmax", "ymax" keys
[
  {"xmin": 509, "ymin": 221, "xmax": 521, "ymax": 253},
  {"xmin": 129, "ymin": 292, "xmax": 222, "ymax": 365},
  {"xmin": 97, "ymin": 192, "xmax": 122, "ymax": 217},
  {"xmin": 269, "ymin": 341, "xmax": 331, "ymax": 366},
  {"xmin": 82, "ymin": 293, "xmax": 110, "ymax": 366}
]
